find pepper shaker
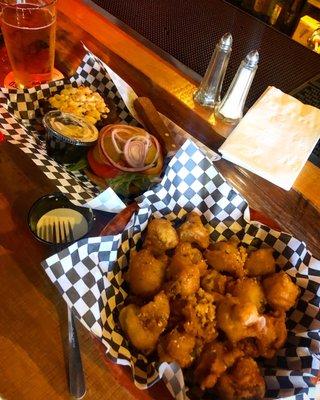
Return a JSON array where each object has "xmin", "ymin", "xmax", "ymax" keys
[
  {"xmin": 194, "ymin": 33, "xmax": 233, "ymax": 108},
  {"xmin": 215, "ymin": 50, "xmax": 259, "ymax": 124}
]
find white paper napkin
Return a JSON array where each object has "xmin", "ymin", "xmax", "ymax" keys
[{"xmin": 219, "ymin": 86, "xmax": 320, "ymax": 190}]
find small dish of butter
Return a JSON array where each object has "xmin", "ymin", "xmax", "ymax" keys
[{"xmin": 28, "ymin": 192, "xmax": 94, "ymax": 245}]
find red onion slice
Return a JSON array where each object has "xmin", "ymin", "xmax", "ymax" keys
[{"xmin": 99, "ymin": 125, "xmax": 161, "ymax": 172}]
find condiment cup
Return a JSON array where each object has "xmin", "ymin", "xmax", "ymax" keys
[
  {"xmin": 43, "ymin": 110, "xmax": 98, "ymax": 164},
  {"xmin": 28, "ymin": 192, "xmax": 94, "ymax": 245}
]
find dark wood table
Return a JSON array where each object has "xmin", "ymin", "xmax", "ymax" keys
[{"xmin": 0, "ymin": 1, "xmax": 319, "ymax": 399}]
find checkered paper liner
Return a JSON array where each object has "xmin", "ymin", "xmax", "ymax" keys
[
  {"xmin": 42, "ymin": 139, "xmax": 320, "ymax": 400},
  {"xmin": 0, "ymin": 50, "xmax": 141, "ymax": 212},
  {"xmin": 0, "ymin": 48, "xmax": 220, "ymax": 214}
]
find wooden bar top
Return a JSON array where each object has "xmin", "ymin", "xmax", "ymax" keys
[{"xmin": 0, "ymin": 1, "xmax": 319, "ymax": 400}]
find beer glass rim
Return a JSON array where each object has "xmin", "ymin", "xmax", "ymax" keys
[{"xmin": 0, "ymin": 0, "xmax": 56, "ymax": 9}]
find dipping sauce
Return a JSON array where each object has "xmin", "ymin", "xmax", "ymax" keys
[
  {"xmin": 44, "ymin": 111, "xmax": 98, "ymax": 142},
  {"xmin": 36, "ymin": 208, "xmax": 89, "ymax": 243}
]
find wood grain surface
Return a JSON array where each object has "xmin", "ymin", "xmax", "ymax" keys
[{"xmin": 0, "ymin": 1, "xmax": 319, "ymax": 400}]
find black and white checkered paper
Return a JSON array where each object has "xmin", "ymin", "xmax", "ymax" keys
[
  {"xmin": 0, "ymin": 48, "xmax": 220, "ymax": 213},
  {"xmin": 42, "ymin": 140, "xmax": 320, "ymax": 399},
  {"xmin": 0, "ymin": 50, "xmax": 142, "ymax": 212}
]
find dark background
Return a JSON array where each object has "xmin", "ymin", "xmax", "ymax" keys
[{"xmin": 88, "ymin": 0, "xmax": 320, "ymax": 108}]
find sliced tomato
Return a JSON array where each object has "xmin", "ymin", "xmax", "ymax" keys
[{"xmin": 87, "ymin": 147, "xmax": 120, "ymax": 179}]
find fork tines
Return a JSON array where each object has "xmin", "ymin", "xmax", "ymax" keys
[{"xmin": 37, "ymin": 218, "xmax": 74, "ymax": 245}]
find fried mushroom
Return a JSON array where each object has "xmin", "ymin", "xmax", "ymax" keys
[
  {"xmin": 127, "ymin": 248, "xmax": 168, "ymax": 297},
  {"xmin": 119, "ymin": 291, "xmax": 170, "ymax": 354},
  {"xmin": 201, "ymin": 269, "xmax": 228, "ymax": 295},
  {"xmin": 194, "ymin": 341, "xmax": 243, "ymax": 390},
  {"xmin": 262, "ymin": 272, "xmax": 300, "ymax": 311},
  {"xmin": 227, "ymin": 278, "xmax": 266, "ymax": 313},
  {"xmin": 143, "ymin": 218, "xmax": 179, "ymax": 255},
  {"xmin": 216, "ymin": 296, "xmax": 266, "ymax": 343},
  {"xmin": 205, "ymin": 238, "xmax": 247, "ymax": 278},
  {"xmin": 158, "ymin": 327, "xmax": 196, "ymax": 368},
  {"xmin": 177, "ymin": 212, "xmax": 210, "ymax": 249},
  {"xmin": 166, "ymin": 262, "xmax": 200, "ymax": 299},
  {"xmin": 255, "ymin": 311, "xmax": 287, "ymax": 359},
  {"xmin": 182, "ymin": 289, "xmax": 217, "ymax": 345},
  {"xmin": 171, "ymin": 242, "xmax": 207, "ymax": 276},
  {"xmin": 245, "ymin": 247, "xmax": 276, "ymax": 276},
  {"xmin": 215, "ymin": 357, "xmax": 265, "ymax": 400}
]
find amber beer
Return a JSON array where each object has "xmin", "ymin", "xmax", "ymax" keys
[{"xmin": 1, "ymin": 0, "xmax": 56, "ymax": 88}]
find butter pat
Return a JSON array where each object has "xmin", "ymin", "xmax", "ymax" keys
[{"xmin": 218, "ymin": 86, "xmax": 320, "ymax": 191}]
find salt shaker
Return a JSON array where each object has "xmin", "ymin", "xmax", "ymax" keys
[
  {"xmin": 215, "ymin": 50, "xmax": 259, "ymax": 124},
  {"xmin": 194, "ymin": 33, "xmax": 233, "ymax": 108}
]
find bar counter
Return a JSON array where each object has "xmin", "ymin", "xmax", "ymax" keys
[
  {"xmin": 56, "ymin": 0, "xmax": 320, "ymax": 256},
  {"xmin": 0, "ymin": 1, "xmax": 319, "ymax": 399}
]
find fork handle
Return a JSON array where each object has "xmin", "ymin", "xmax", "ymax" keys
[{"xmin": 68, "ymin": 306, "xmax": 86, "ymax": 399}]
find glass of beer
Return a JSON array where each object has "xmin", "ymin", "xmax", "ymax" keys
[{"xmin": 1, "ymin": 0, "xmax": 56, "ymax": 88}]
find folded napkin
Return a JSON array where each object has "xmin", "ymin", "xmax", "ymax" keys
[{"xmin": 219, "ymin": 86, "xmax": 320, "ymax": 190}]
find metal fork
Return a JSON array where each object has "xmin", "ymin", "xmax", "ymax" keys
[{"xmin": 39, "ymin": 219, "xmax": 86, "ymax": 399}]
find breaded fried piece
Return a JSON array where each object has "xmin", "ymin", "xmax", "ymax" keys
[
  {"xmin": 205, "ymin": 238, "xmax": 247, "ymax": 278},
  {"xmin": 127, "ymin": 249, "xmax": 168, "ymax": 297},
  {"xmin": 227, "ymin": 278, "xmax": 266, "ymax": 312},
  {"xmin": 215, "ymin": 357, "xmax": 265, "ymax": 400},
  {"xmin": 238, "ymin": 338, "xmax": 261, "ymax": 358},
  {"xmin": 166, "ymin": 261, "xmax": 200, "ymax": 298},
  {"xmin": 194, "ymin": 341, "xmax": 243, "ymax": 390},
  {"xmin": 262, "ymin": 272, "xmax": 300, "ymax": 311},
  {"xmin": 119, "ymin": 291, "xmax": 170, "ymax": 354},
  {"xmin": 245, "ymin": 247, "xmax": 276, "ymax": 276},
  {"xmin": 238, "ymin": 311, "xmax": 287, "ymax": 359},
  {"xmin": 171, "ymin": 242, "xmax": 207, "ymax": 276},
  {"xmin": 255, "ymin": 311, "xmax": 287, "ymax": 359},
  {"xmin": 201, "ymin": 269, "xmax": 228, "ymax": 295},
  {"xmin": 143, "ymin": 218, "xmax": 179, "ymax": 255},
  {"xmin": 158, "ymin": 328, "xmax": 196, "ymax": 368},
  {"xmin": 216, "ymin": 296, "xmax": 266, "ymax": 343},
  {"xmin": 182, "ymin": 289, "xmax": 217, "ymax": 344},
  {"xmin": 177, "ymin": 212, "xmax": 210, "ymax": 249}
]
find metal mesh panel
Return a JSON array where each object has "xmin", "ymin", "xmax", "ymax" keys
[{"xmin": 88, "ymin": 0, "xmax": 320, "ymax": 107}]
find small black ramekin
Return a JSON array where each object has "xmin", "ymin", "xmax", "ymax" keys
[
  {"xmin": 27, "ymin": 192, "xmax": 95, "ymax": 245},
  {"xmin": 43, "ymin": 111, "xmax": 98, "ymax": 164}
]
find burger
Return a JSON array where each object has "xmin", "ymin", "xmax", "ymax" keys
[{"xmin": 87, "ymin": 124, "xmax": 164, "ymax": 196}]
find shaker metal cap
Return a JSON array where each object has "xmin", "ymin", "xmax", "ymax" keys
[
  {"xmin": 245, "ymin": 50, "xmax": 259, "ymax": 68},
  {"xmin": 219, "ymin": 32, "xmax": 233, "ymax": 51}
]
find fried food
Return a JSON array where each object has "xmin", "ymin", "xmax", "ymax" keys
[
  {"xmin": 205, "ymin": 237, "xmax": 247, "ymax": 278},
  {"xmin": 262, "ymin": 272, "xmax": 300, "ymax": 311},
  {"xmin": 201, "ymin": 269, "xmax": 228, "ymax": 295},
  {"xmin": 216, "ymin": 296, "xmax": 266, "ymax": 343},
  {"xmin": 194, "ymin": 341, "xmax": 243, "ymax": 390},
  {"xmin": 238, "ymin": 338, "xmax": 261, "ymax": 358},
  {"xmin": 182, "ymin": 289, "xmax": 217, "ymax": 345},
  {"xmin": 119, "ymin": 291, "xmax": 169, "ymax": 354},
  {"xmin": 215, "ymin": 357, "xmax": 265, "ymax": 400},
  {"xmin": 227, "ymin": 278, "xmax": 266, "ymax": 312},
  {"xmin": 238, "ymin": 311, "xmax": 287, "ymax": 359},
  {"xmin": 166, "ymin": 261, "xmax": 200, "ymax": 298},
  {"xmin": 120, "ymin": 216, "xmax": 300, "ymax": 397},
  {"xmin": 245, "ymin": 247, "xmax": 276, "ymax": 276},
  {"xmin": 255, "ymin": 311, "xmax": 287, "ymax": 358},
  {"xmin": 143, "ymin": 218, "xmax": 179, "ymax": 255},
  {"xmin": 158, "ymin": 328, "xmax": 196, "ymax": 368},
  {"xmin": 127, "ymin": 248, "xmax": 168, "ymax": 297},
  {"xmin": 177, "ymin": 212, "xmax": 210, "ymax": 249},
  {"xmin": 171, "ymin": 242, "xmax": 207, "ymax": 276}
]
